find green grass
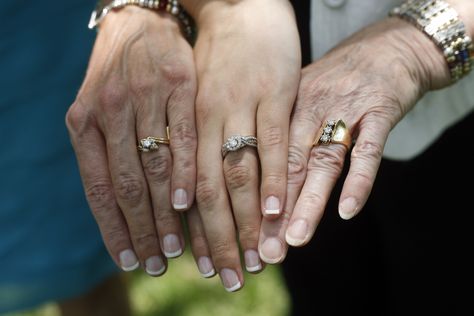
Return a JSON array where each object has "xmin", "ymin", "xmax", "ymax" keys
[{"xmin": 4, "ymin": 252, "xmax": 290, "ymax": 316}]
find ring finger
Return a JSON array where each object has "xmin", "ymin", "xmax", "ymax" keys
[
  {"xmin": 223, "ymin": 116, "xmax": 263, "ymax": 274},
  {"xmin": 137, "ymin": 107, "xmax": 185, "ymax": 262}
]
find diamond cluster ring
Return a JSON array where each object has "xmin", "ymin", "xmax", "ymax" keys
[
  {"xmin": 221, "ymin": 135, "xmax": 258, "ymax": 158},
  {"xmin": 313, "ymin": 119, "xmax": 352, "ymax": 150}
]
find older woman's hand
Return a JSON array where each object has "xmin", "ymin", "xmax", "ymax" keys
[
  {"xmin": 258, "ymin": 11, "xmax": 467, "ymax": 262},
  {"xmin": 180, "ymin": 0, "xmax": 301, "ymax": 291},
  {"xmin": 66, "ymin": 6, "xmax": 198, "ymax": 276}
]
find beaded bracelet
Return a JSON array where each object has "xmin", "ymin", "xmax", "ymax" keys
[
  {"xmin": 88, "ymin": 0, "xmax": 195, "ymax": 43},
  {"xmin": 390, "ymin": 0, "xmax": 473, "ymax": 82}
]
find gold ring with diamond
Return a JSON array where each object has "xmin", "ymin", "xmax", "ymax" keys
[
  {"xmin": 138, "ymin": 127, "xmax": 170, "ymax": 152},
  {"xmin": 313, "ymin": 119, "xmax": 352, "ymax": 150}
]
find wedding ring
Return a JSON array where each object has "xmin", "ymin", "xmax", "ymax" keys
[
  {"xmin": 138, "ymin": 128, "xmax": 170, "ymax": 152},
  {"xmin": 313, "ymin": 119, "xmax": 352, "ymax": 150},
  {"xmin": 222, "ymin": 135, "xmax": 258, "ymax": 158}
]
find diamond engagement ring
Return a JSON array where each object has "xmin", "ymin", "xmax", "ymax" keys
[
  {"xmin": 313, "ymin": 119, "xmax": 352, "ymax": 150},
  {"xmin": 221, "ymin": 135, "xmax": 258, "ymax": 158},
  {"xmin": 138, "ymin": 136, "xmax": 170, "ymax": 152}
]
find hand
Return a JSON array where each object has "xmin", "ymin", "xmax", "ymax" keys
[
  {"xmin": 189, "ymin": 0, "xmax": 301, "ymax": 291},
  {"xmin": 66, "ymin": 6, "xmax": 197, "ymax": 275},
  {"xmin": 258, "ymin": 16, "xmax": 453, "ymax": 262}
]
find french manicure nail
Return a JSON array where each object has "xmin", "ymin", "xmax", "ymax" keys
[
  {"xmin": 286, "ymin": 219, "xmax": 308, "ymax": 246},
  {"xmin": 220, "ymin": 268, "xmax": 242, "ymax": 292},
  {"xmin": 198, "ymin": 256, "xmax": 216, "ymax": 278},
  {"xmin": 163, "ymin": 234, "xmax": 183, "ymax": 258},
  {"xmin": 245, "ymin": 249, "xmax": 262, "ymax": 272},
  {"xmin": 265, "ymin": 196, "xmax": 280, "ymax": 215},
  {"xmin": 173, "ymin": 189, "xmax": 188, "ymax": 210},
  {"xmin": 145, "ymin": 256, "xmax": 166, "ymax": 276},
  {"xmin": 119, "ymin": 249, "xmax": 139, "ymax": 272},
  {"xmin": 259, "ymin": 237, "xmax": 284, "ymax": 264},
  {"xmin": 339, "ymin": 197, "xmax": 358, "ymax": 220}
]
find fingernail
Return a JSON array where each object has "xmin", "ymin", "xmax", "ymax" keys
[
  {"xmin": 259, "ymin": 237, "xmax": 284, "ymax": 264},
  {"xmin": 119, "ymin": 249, "xmax": 139, "ymax": 272},
  {"xmin": 286, "ymin": 219, "xmax": 308, "ymax": 246},
  {"xmin": 197, "ymin": 256, "xmax": 215, "ymax": 278},
  {"xmin": 220, "ymin": 268, "xmax": 242, "ymax": 292},
  {"xmin": 173, "ymin": 189, "xmax": 188, "ymax": 210},
  {"xmin": 145, "ymin": 256, "xmax": 166, "ymax": 276},
  {"xmin": 265, "ymin": 196, "xmax": 280, "ymax": 215},
  {"xmin": 339, "ymin": 197, "xmax": 358, "ymax": 220},
  {"xmin": 244, "ymin": 249, "xmax": 262, "ymax": 272},
  {"xmin": 163, "ymin": 234, "xmax": 183, "ymax": 258}
]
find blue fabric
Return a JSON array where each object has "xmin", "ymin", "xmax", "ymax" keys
[{"xmin": 0, "ymin": 1, "xmax": 119, "ymax": 312}]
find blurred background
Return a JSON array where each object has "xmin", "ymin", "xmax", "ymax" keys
[{"xmin": 2, "ymin": 253, "xmax": 289, "ymax": 316}]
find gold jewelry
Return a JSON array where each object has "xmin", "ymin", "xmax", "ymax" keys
[
  {"xmin": 390, "ymin": 0, "xmax": 473, "ymax": 82},
  {"xmin": 313, "ymin": 120, "xmax": 352, "ymax": 150},
  {"xmin": 138, "ymin": 127, "xmax": 170, "ymax": 152}
]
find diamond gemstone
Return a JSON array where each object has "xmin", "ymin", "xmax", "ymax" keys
[
  {"xmin": 324, "ymin": 127, "xmax": 333, "ymax": 134},
  {"xmin": 320, "ymin": 134, "xmax": 331, "ymax": 143},
  {"xmin": 143, "ymin": 139, "xmax": 153, "ymax": 148}
]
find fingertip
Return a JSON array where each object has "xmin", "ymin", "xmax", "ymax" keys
[{"xmin": 338, "ymin": 196, "xmax": 359, "ymax": 220}]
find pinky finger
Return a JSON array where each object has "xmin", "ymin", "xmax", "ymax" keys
[
  {"xmin": 186, "ymin": 205, "xmax": 216, "ymax": 278},
  {"xmin": 69, "ymin": 127, "xmax": 138, "ymax": 272},
  {"xmin": 338, "ymin": 119, "xmax": 390, "ymax": 220}
]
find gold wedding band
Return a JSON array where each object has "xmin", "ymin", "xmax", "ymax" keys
[
  {"xmin": 138, "ymin": 127, "xmax": 170, "ymax": 152},
  {"xmin": 313, "ymin": 119, "xmax": 352, "ymax": 150}
]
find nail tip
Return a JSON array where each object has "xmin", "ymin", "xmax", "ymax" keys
[
  {"xmin": 121, "ymin": 261, "xmax": 140, "ymax": 272},
  {"xmin": 173, "ymin": 203, "xmax": 188, "ymax": 210},
  {"xmin": 225, "ymin": 282, "xmax": 242, "ymax": 292},
  {"xmin": 339, "ymin": 211, "xmax": 355, "ymax": 220},
  {"xmin": 259, "ymin": 252, "xmax": 283, "ymax": 264},
  {"xmin": 146, "ymin": 266, "xmax": 166, "ymax": 276},
  {"xmin": 265, "ymin": 209, "xmax": 280, "ymax": 215},
  {"xmin": 200, "ymin": 269, "xmax": 216, "ymax": 278},
  {"xmin": 246, "ymin": 264, "xmax": 263, "ymax": 273},
  {"xmin": 285, "ymin": 234, "xmax": 305, "ymax": 247},
  {"xmin": 164, "ymin": 249, "xmax": 183, "ymax": 258}
]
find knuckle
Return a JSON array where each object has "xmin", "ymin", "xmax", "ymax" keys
[
  {"xmin": 129, "ymin": 77, "xmax": 155, "ymax": 99},
  {"xmin": 300, "ymin": 191, "xmax": 325, "ymax": 209},
  {"xmin": 170, "ymin": 122, "xmax": 197, "ymax": 152},
  {"xmin": 143, "ymin": 154, "xmax": 172, "ymax": 185},
  {"xmin": 98, "ymin": 80, "xmax": 128, "ymax": 113},
  {"xmin": 65, "ymin": 99, "xmax": 92, "ymax": 135},
  {"xmin": 352, "ymin": 140, "xmax": 384, "ymax": 162},
  {"xmin": 161, "ymin": 63, "xmax": 191, "ymax": 86},
  {"xmin": 309, "ymin": 146, "xmax": 346, "ymax": 174},
  {"xmin": 196, "ymin": 178, "xmax": 219, "ymax": 210},
  {"xmin": 224, "ymin": 160, "xmax": 252, "ymax": 191},
  {"xmin": 209, "ymin": 239, "xmax": 233, "ymax": 262},
  {"xmin": 154, "ymin": 209, "xmax": 177, "ymax": 228},
  {"xmin": 287, "ymin": 145, "xmax": 308, "ymax": 184},
  {"xmin": 103, "ymin": 225, "xmax": 129, "ymax": 252},
  {"xmin": 132, "ymin": 232, "xmax": 158, "ymax": 252},
  {"xmin": 263, "ymin": 173, "xmax": 285, "ymax": 188},
  {"xmin": 85, "ymin": 181, "xmax": 115, "ymax": 210},
  {"xmin": 237, "ymin": 223, "xmax": 259, "ymax": 246},
  {"xmin": 115, "ymin": 173, "xmax": 146, "ymax": 206},
  {"xmin": 258, "ymin": 126, "xmax": 285, "ymax": 148},
  {"xmin": 191, "ymin": 235, "xmax": 209, "ymax": 253}
]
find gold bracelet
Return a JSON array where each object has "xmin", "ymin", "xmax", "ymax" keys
[{"xmin": 390, "ymin": 0, "xmax": 473, "ymax": 82}]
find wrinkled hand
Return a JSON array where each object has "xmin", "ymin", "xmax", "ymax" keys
[
  {"xmin": 259, "ymin": 16, "xmax": 453, "ymax": 262},
  {"xmin": 185, "ymin": 0, "xmax": 301, "ymax": 291},
  {"xmin": 66, "ymin": 7, "xmax": 201, "ymax": 276}
]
